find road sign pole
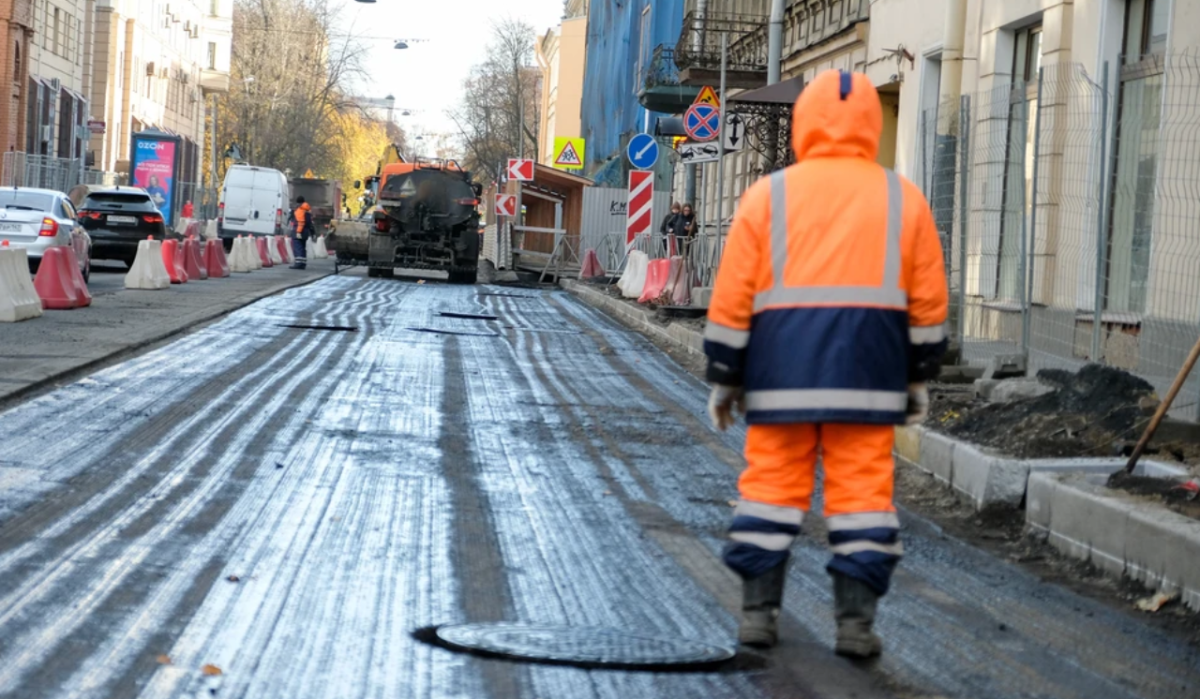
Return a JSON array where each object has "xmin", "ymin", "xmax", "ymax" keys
[{"xmin": 715, "ymin": 32, "xmax": 728, "ymax": 273}]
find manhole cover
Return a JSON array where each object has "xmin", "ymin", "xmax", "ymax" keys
[{"xmin": 429, "ymin": 623, "xmax": 735, "ymax": 670}]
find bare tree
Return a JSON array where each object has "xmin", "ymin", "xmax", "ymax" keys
[
  {"xmin": 217, "ymin": 0, "xmax": 382, "ymax": 180},
  {"xmin": 449, "ymin": 17, "xmax": 541, "ymax": 181}
]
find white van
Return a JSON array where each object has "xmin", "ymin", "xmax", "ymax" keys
[{"xmin": 218, "ymin": 165, "xmax": 289, "ymax": 243}]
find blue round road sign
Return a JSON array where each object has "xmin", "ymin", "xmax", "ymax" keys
[
  {"xmin": 684, "ymin": 104, "xmax": 720, "ymax": 142},
  {"xmin": 627, "ymin": 133, "xmax": 659, "ymax": 170}
]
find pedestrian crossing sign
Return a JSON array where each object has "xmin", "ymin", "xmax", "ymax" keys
[
  {"xmin": 553, "ymin": 137, "xmax": 586, "ymax": 170},
  {"xmin": 694, "ymin": 86, "xmax": 720, "ymax": 108}
]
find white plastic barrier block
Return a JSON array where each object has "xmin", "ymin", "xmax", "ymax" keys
[
  {"xmin": 123, "ymin": 239, "xmax": 171, "ymax": 290},
  {"xmin": 267, "ymin": 237, "xmax": 284, "ymax": 265},
  {"xmin": 314, "ymin": 236, "xmax": 329, "ymax": 259},
  {"xmin": 306, "ymin": 238, "xmax": 316, "ymax": 260},
  {"xmin": 0, "ymin": 246, "xmax": 43, "ymax": 321},
  {"xmin": 249, "ymin": 237, "xmax": 262, "ymax": 270},
  {"xmin": 283, "ymin": 236, "xmax": 295, "ymax": 264},
  {"xmin": 204, "ymin": 219, "xmax": 219, "ymax": 240},
  {"xmin": 230, "ymin": 238, "xmax": 253, "ymax": 273},
  {"xmin": 618, "ymin": 251, "xmax": 649, "ymax": 299}
]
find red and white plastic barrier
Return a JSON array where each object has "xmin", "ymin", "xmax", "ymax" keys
[{"xmin": 34, "ymin": 246, "xmax": 91, "ymax": 309}]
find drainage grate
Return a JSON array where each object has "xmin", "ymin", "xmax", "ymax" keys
[
  {"xmin": 437, "ymin": 312, "xmax": 499, "ymax": 321},
  {"xmin": 279, "ymin": 324, "xmax": 359, "ymax": 332},
  {"xmin": 420, "ymin": 623, "xmax": 736, "ymax": 671}
]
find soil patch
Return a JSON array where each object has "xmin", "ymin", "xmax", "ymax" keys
[
  {"xmin": 930, "ymin": 364, "xmax": 1160, "ymax": 460},
  {"xmin": 1108, "ymin": 470, "xmax": 1200, "ymax": 520}
]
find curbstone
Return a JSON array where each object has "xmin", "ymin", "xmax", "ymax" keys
[
  {"xmin": 917, "ymin": 430, "xmax": 956, "ymax": 484},
  {"xmin": 562, "ymin": 280, "xmax": 705, "ymax": 357},
  {"xmin": 1028, "ymin": 473, "xmax": 1200, "ymax": 610},
  {"xmin": 1026, "ymin": 472, "xmax": 1058, "ymax": 531},
  {"xmin": 951, "ymin": 444, "xmax": 1029, "ymax": 507},
  {"xmin": 894, "ymin": 425, "xmax": 922, "ymax": 464},
  {"xmin": 1125, "ymin": 506, "xmax": 1200, "ymax": 611},
  {"xmin": 1045, "ymin": 474, "xmax": 1132, "ymax": 578}
]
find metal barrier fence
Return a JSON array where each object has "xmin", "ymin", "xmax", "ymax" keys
[
  {"xmin": 916, "ymin": 56, "xmax": 1200, "ymax": 418},
  {"xmin": 0, "ymin": 152, "xmax": 126, "ymax": 193}
]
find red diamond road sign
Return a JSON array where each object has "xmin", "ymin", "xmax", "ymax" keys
[
  {"xmin": 495, "ymin": 194, "xmax": 518, "ymax": 217},
  {"xmin": 506, "ymin": 158, "xmax": 534, "ymax": 181},
  {"xmin": 626, "ymin": 171, "xmax": 653, "ymax": 248}
]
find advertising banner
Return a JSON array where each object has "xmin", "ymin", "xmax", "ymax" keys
[{"xmin": 129, "ymin": 130, "xmax": 181, "ymax": 227}]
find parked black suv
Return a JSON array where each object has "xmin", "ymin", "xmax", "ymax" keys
[{"xmin": 77, "ymin": 188, "xmax": 170, "ymax": 266}]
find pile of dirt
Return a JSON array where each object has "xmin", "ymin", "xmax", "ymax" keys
[
  {"xmin": 930, "ymin": 364, "xmax": 1159, "ymax": 459},
  {"xmin": 1108, "ymin": 470, "xmax": 1200, "ymax": 520}
]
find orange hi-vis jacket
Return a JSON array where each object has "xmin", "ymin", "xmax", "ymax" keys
[{"xmin": 704, "ymin": 70, "xmax": 949, "ymax": 425}]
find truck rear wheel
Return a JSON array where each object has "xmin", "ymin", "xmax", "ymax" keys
[{"xmin": 449, "ymin": 269, "xmax": 477, "ymax": 285}]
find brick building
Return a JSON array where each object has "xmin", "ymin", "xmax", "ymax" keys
[{"xmin": 0, "ymin": 0, "xmax": 34, "ymax": 153}]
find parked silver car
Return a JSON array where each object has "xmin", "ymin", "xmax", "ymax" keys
[{"xmin": 0, "ymin": 187, "xmax": 92, "ymax": 281}]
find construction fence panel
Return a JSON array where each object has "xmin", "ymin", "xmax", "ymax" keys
[
  {"xmin": 916, "ymin": 57, "xmax": 1200, "ymax": 419},
  {"xmin": 580, "ymin": 186, "xmax": 673, "ymax": 274}
]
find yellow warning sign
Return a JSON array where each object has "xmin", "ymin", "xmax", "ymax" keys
[
  {"xmin": 303, "ymin": 169, "xmax": 315, "ymax": 178},
  {"xmin": 553, "ymin": 137, "xmax": 586, "ymax": 170},
  {"xmin": 693, "ymin": 86, "xmax": 720, "ymax": 108}
]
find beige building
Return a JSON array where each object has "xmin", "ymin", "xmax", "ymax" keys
[
  {"xmin": 536, "ymin": 0, "xmax": 587, "ymax": 166},
  {"xmin": 88, "ymin": 0, "xmax": 231, "ymax": 188},
  {"xmin": 668, "ymin": 0, "xmax": 1200, "ymax": 410},
  {"xmin": 25, "ymin": 0, "xmax": 91, "ymax": 159}
]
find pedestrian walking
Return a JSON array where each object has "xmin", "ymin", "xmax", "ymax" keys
[
  {"xmin": 703, "ymin": 70, "xmax": 949, "ymax": 657},
  {"xmin": 289, "ymin": 197, "xmax": 315, "ymax": 270}
]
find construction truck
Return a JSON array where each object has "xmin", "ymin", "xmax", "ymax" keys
[
  {"xmin": 287, "ymin": 174, "xmax": 343, "ymax": 233},
  {"xmin": 332, "ymin": 158, "xmax": 482, "ymax": 284}
]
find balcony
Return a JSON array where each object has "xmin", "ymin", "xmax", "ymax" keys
[
  {"xmin": 200, "ymin": 69, "xmax": 230, "ymax": 95},
  {"xmin": 674, "ymin": 0, "xmax": 770, "ymax": 90},
  {"xmin": 638, "ymin": 46, "xmax": 701, "ymax": 114}
]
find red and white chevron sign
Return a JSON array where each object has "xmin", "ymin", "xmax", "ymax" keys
[{"xmin": 626, "ymin": 170, "xmax": 653, "ymax": 248}]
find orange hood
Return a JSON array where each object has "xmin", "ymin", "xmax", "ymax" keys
[{"xmin": 791, "ymin": 70, "xmax": 882, "ymax": 163}]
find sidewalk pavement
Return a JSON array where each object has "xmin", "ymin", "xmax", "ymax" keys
[{"xmin": 0, "ymin": 259, "xmax": 337, "ymax": 406}]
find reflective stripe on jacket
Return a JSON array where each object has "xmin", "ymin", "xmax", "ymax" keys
[{"xmin": 703, "ymin": 70, "xmax": 949, "ymax": 425}]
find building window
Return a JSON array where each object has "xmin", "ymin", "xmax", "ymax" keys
[
  {"xmin": 995, "ymin": 24, "xmax": 1042, "ymax": 302},
  {"xmin": 1106, "ymin": 0, "xmax": 1167, "ymax": 314},
  {"xmin": 52, "ymin": 8, "xmax": 60, "ymax": 56},
  {"xmin": 634, "ymin": 6, "xmax": 650, "ymax": 97},
  {"xmin": 207, "ymin": 42, "xmax": 217, "ymax": 70}
]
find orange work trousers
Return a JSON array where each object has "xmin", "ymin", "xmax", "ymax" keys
[{"xmin": 739, "ymin": 423, "xmax": 897, "ymax": 516}]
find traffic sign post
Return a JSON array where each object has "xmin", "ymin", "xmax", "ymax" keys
[
  {"xmin": 626, "ymin": 170, "xmax": 653, "ymax": 249},
  {"xmin": 723, "ymin": 113, "xmax": 745, "ymax": 152},
  {"xmin": 506, "ymin": 158, "xmax": 534, "ymax": 181},
  {"xmin": 495, "ymin": 194, "xmax": 517, "ymax": 218},
  {"xmin": 677, "ymin": 142, "xmax": 720, "ymax": 164},
  {"xmin": 627, "ymin": 133, "xmax": 659, "ymax": 170},
  {"xmin": 684, "ymin": 103, "xmax": 720, "ymax": 142},
  {"xmin": 552, "ymin": 137, "xmax": 586, "ymax": 169}
]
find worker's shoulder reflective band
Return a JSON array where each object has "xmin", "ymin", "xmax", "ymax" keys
[
  {"xmin": 826, "ymin": 512, "xmax": 900, "ymax": 532},
  {"xmin": 734, "ymin": 499, "xmax": 805, "ymax": 527},
  {"xmin": 909, "ymin": 323, "xmax": 946, "ymax": 344},
  {"xmin": 758, "ymin": 167, "xmax": 906, "ymax": 311},
  {"xmin": 703, "ymin": 321, "xmax": 751, "ymax": 349},
  {"xmin": 744, "ymin": 389, "xmax": 908, "ymax": 413}
]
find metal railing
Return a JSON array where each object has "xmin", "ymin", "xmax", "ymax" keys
[
  {"xmin": 674, "ymin": 9, "xmax": 769, "ymax": 75},
  {"xmin": 644, "ymin": 46, "xmax": 683, "ymax": 92},
  {"xmin": 916, "ymin": 56, "xmax": 1200, "ymax": 419},
  {"xmin": 0, "ymin": 152, "xmax": 126, "ymax": 193}
]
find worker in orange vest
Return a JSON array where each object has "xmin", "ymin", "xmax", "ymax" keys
[
  {"xmin": 288, "ymin": 197, "xmax": 314, "ymax": 270},
  {"xmin": 703, "ymin": 69, "xmax": 949, "ymax": 657}
]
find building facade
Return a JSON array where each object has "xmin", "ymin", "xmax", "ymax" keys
[
  {"xmin": 536, "ymin": 0, "xmax": 587, "ymax": 168},
  {"xmin": 87, "ymin": 0, "xmax": 230, "ymax": 190},
  {"xmin": 0, "ymin": 0, "xmax": 34, "ymax": 154},
  {"xmin": 580, "ymin": 0, "xmax": 687, "ymax": 185},
  {"xmin": 25, "ymin": 0, "xmax": 90, "ymax": 161}
]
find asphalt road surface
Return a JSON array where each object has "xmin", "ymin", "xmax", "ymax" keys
[{"xmin": 0, "ymin": 275, "xmax": 1197, "ymax": 698}]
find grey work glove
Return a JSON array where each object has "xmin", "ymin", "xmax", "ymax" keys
[
  {"xmin": 905, "ymin": 383, "xmax": 929, "ymax": 426},
  {"xmin": 708, "ymin": 384, "xmax": 745, "ymax": 431}
]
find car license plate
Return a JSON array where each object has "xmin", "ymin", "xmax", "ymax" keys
[
  {"xmin": 108, "ymin": 215, "xmax": 137, "ymax": 225},
  {"xmin": 0, "ymin": 223, "xmax": 21, "ymax": 232}
]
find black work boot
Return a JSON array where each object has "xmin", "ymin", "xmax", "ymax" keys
[
  {"xmin": 832, "ymin": 572, "xmax": 883, "ymax": 658},
  {"xmin": 738, "ymin": 558, "xmax": 788, "ymax": 648}
]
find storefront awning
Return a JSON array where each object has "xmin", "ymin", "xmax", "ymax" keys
[{"xmin": 729, "ymin": 76, "xmax": 806, "ymax": 106}]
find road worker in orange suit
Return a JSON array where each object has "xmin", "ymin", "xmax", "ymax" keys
[{"xmin": 703, "ymin": 69, "xmax": 948, "ymax": 657}]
